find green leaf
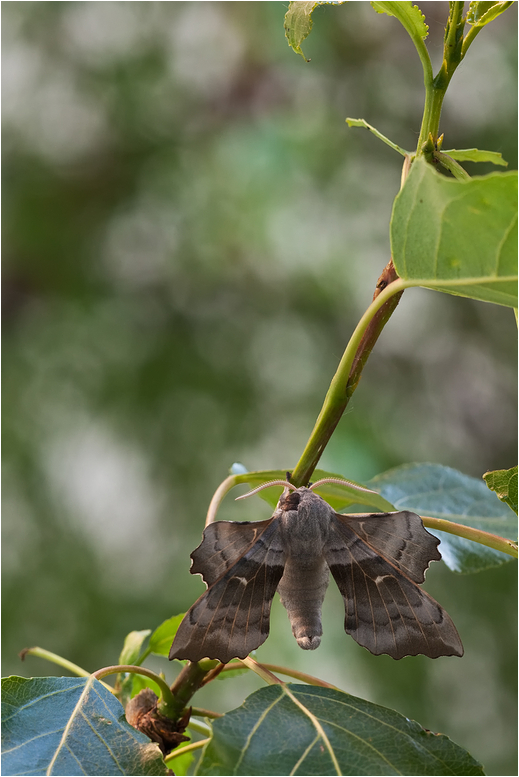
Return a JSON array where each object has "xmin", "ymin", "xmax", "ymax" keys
[
  {"xmin": 483, "ymin": 465, "xmax": 518, "ymax": 515},
  {"xmin": 149, "ymin": 614, "xmax": 185, "ymax": 657},
  {"xmin": 117, "ymin": 629, "xmax": 152, "ymax": 705},
  {"xmin": 197, "ymin": 684, "xmax": 484, "ymax": 776},
  {"xmin": 467, "ymin": 1, "xmax": 514, "ymax": 26},
  {"xmin": 370, "ymin": 2, "xmax": 429, "ymax": 39},
  {"xmin": 119, "ymin": 629, "xmax": 152, "ymax": 665},
  {"xmin": 1, "ymin": 676, "xmax": 167, "ymax": 776},
  {"xmin": 443, "ymin": 148, "xmax": 508, "ymax": 167},
  {"xmin": 130, "ymin": 671, "xmax": 159, "ymax": 699},
  {"xmin": 284, "ymin": 0, "xmax": 429, "ymax": 64},
  {"xmin": 284, "ymin": 1, "xmax": 347, "ymax": 62},
  {"xmin": 391, "ymin": 157, "xmax": 518, "ymax": 307},
  {"xmin": 233, "ymin": 468, "xmax": 394, "ymax": 512},
  {"xmin": 369, "ymin": 463, "xmax": 517, "ymax": 573}
]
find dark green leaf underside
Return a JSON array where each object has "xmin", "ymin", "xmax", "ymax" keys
[
  {"xmin": 1, "ymin": 676, "xmax": 167, "ymax": 776},
  {"xmin": 369, "ymin": 463, "xmax": 517, "ymax": 573}
]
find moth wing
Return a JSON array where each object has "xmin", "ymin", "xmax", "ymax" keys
[
  {"xmin": 325, "ymin": 511, "xmax": 463, "ymax": 659},
  {"xmin": 191, "ymin": 519, "xmax": 274, "ymax": 587},
  {"xmin": 343, "ymin": 511, "xmax": 441, "ymax": 583},
  {"xmin": 169, "ymin": 518, "xmax": 285, "ymax": 663}
]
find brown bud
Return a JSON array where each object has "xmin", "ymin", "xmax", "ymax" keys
[{"xmin": 126, "ymin": 688, "xmax": 190, "ymax": 755}]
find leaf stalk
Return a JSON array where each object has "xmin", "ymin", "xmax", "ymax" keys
[
  {"xmin": 165, "ymin": 737, "xmax": 211, "ymax": 764},
  {"xmin": 93, "ymin": 664, "xmax": 177, "ymax": 715},
  {"xmin": 20, "ymin": 647, "xmax": 114, "ymax": 693},
  {"xmin": 240, "ymin": 656, "xmax": 283, "ymax": 685},
  {"xmin": 421, "ymin": 517, "xmax": 518, "ymax": 558}
]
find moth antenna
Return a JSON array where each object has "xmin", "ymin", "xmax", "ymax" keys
[
  {"xmin": 235, "ymin": 480, "xmax": 297, "ymax": 501},
  {"xmin": 309, "ymin": 477, "xmax": 378, "ymax": 494}
]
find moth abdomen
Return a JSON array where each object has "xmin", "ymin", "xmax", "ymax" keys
[{"xmin": 277, "ymin": 557, "xmax": 329, "ymax": 651}]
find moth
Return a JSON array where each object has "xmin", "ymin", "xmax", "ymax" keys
[{"xmin": 169, "ymin": 479, "xmax": 463, "ymax": 663}]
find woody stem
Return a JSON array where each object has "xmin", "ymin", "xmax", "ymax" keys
[{"xmin": 169, "ymin": 659, "xmax": 220, "ymax": 716}]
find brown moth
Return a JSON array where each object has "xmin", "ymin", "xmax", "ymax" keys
[{"xmin": 169, "ymin": 479, "xmax": 463, "ymax": 663}]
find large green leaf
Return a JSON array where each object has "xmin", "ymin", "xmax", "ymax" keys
[
  {"xmin": 391, "ymin": 157, "xmax": 518, "ymax": 307},
  {"xmin": 1, "ymin": 676, "xmax": 167, "ymax": 776},
  {"xmin": 369, "ymin": 463, "xmax": 517, "ymax": 573},
  {"xmin": 197, "ymin": 683, "xmax": 484, "ymax": 776}
]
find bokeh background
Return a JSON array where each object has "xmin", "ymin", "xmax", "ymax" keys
[{"xmin": 2, "ymin": 2, "xmax": 517, "ymax": 774}]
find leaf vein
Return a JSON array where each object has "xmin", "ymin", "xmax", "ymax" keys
[
  {"xmin": 282, "ymin": 685, "xmax": 341, "ymax": 775},
  {"xmin": 234, "ymin": 691, "xmax": 284, "ymax": 773}
]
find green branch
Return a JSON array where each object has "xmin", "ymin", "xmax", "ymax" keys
[
  {"xmin": 417, "ymin": 2, "xmax": 465, "ymax": 152},
  {"xmin": 290, "ymin": 277, "xmax": 407, "ymax": 486}
]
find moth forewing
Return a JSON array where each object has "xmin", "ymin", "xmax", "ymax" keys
[
  {"xmin": 168, "ymin": 517, "xmax": 285, "ymax": 663},
  {"xmin": 190, "ymin": 518, "xmax": 274, "ymax": 587}
]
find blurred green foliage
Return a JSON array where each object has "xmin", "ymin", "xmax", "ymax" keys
[{"xmin": 2, "ymin": 3, "xmax": 517, "ymax": 774}]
